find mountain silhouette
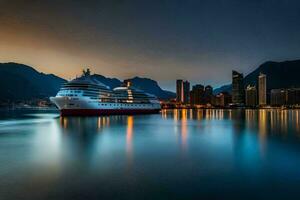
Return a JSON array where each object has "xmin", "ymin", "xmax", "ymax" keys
[{"xmin": 0, "ymin": 62, "xmax": 66, "ymax": 101}]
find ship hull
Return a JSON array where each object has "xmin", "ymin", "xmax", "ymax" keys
[{"xmin": 60, "ymin": 108, "xmax": 160, "ymax": 116}]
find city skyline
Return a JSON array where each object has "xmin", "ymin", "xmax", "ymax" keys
[
  {"xmin": 174, "ymin": 69, "xmax": 300, "ymax": 108},
  {"xmin": 1, "ymin": 0, "xmax": 300, "ymax": 91}
]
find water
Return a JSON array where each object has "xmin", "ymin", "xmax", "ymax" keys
[{"xmin": 0, "ymin": 109, "xmax": 300, "ymax": 199}]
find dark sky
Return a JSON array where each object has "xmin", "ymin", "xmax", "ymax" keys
[{"xmin": 0, "ymin": 0, "xmax": 300, "ymax": 91}]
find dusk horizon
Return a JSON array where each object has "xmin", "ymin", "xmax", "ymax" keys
[{"xmin": 2, "ymin": 57, "xmax": 300, "ymax": 92}]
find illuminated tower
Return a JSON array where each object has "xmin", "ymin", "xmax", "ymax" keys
[
  {"xmin": 232, "ymin": 70, "xmax": 244, "ymax": 105},
  {"xmin": 245, "ymin": 85, "xmax": 257, "ymax": 107},
  {"xmin": 176, "ymin": 80, "xmax": 190, "ymax": 104},
  {"xmin": 258, "ymin": 73, "xmax": 267, "ymax": 106}
]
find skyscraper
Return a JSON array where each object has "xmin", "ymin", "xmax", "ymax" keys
[
  {"xmin": 204, "ymin": 85, "xmax": 213, "ymax": 104},
  {"xmin": 245, "ymin": 85, "xmax": 257, "ymax": 107},
  {"xmin": 176, "ymin": 80, "xmax": 190, "ymax": 104},
  {"xmin": 270, "ymin": 89, "xmax": 287, "ymax": 106},
  {"xmin": 258, "ymin": 73, "xmax": 267, "ymax": 106},
  {"xmin": 183, "ymin": 81, "xmax": 190, "ymax": 104},
  {"xmin": 190, "ymin": 84, "xmax": 205, "ymax": 105},
  {"xmin": 286, "ymin": 88, "xmax": 300, "ymax": 105},
  {"xmin": 214, "ymin": 92, "xmax": 232, "ymax": 107},
  {"xmin": 232, "ymin": 70, "xmax": 244, "ymax": 105},
  {"xmin": 176, "ymin": 80, "xmax": 182, "ymax": 102}
]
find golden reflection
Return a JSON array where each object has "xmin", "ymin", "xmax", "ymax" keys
[
  {"xmin": 97, "ymin": 117, "xmax": 101, "ymax": 130},
  {"xmin": 126, "ymin": 116, "xmax": 134, "ymax": 159},
  {"xmin": 161, "ymin": 109, "xmax": 167, "ymax": 119},
  {"xmin": 257, "ymin": 109, "xmax": 268, "ymax": 155},
  {"xmin": 60, "ymin": 117, "xmax": 68, "ymax": 129},
  {"xmin": 206, "ymin": 109, "xmax": 226, "ymax": 120},
  {"xmin": 97, "ymin": 117, "xmax": 111, "ymax": 130},
  {"xmin": 245, "ymin": 109, "xmax": 256, "ymax": 129},
  {"xmin": 181, "ymin": 109, "xmax": 188, "ymax": 150},
  {"xmin": 296, "ymin": 111, "xmax": 300, "ymax": 133},
  {"xmin": 205, "ymin": 109, "xmax": 211, "ymax": 120},
  {"xmin": 281, "ymin": 110, "xmax": 288, "ymax": 134},
  {"xmin": 60, "ymin": 117, "xmax": 63, "ymax": 127},
  {"xmin": 197, "ymin": 109, "xmax": 203, "ymax": 120},
  {"xmin": 189, "ymin": 109, "xmax": 193, "ymax": 119},
  {"xmin": 228, "ymin": 109, "xmax": 232, "ymax": 120},
  {"xmin": 102, "ymin": 117, "xmax": 106, "ymax": 126},
  {"xmin": 60, "ymin": 116, "xmax": 112, "ymax": 132},
  {"xmin": 216, "ymin": 109, "xmax": 224, "ymax": 119},
  {"xmin": 169, "ymin": 109, "xmax": 230, "ymax": 121},
  {"xmin": 270, "ymin": 110, "xmax": 275, "ymax": 132},
  {"xmin": 106, "ymin": 117, "xmax": 110, "ymax": 126},
  {"xmin": 174, "ymin": 109, "xmax": 179, "ymax": 121},
  {"xmin": 258, "ymin": 110, "xmax": 267, "ymax": 144}
]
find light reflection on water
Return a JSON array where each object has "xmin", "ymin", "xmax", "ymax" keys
[{"xmin": 0, "ymin": 109, "xmax": 300, "ymax": 199}]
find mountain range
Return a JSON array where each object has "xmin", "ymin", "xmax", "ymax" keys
[
  {"xmin": 0, "ymin": 62, "xmax": 175, "ymax": 101},
  {"xmin": 214, "ymin": 59, "xmax": 300, "ymax": 94}
]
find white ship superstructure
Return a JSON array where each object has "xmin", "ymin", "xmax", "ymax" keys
[{"xmin": 50, "ymin": 71, "xmax": 161, "ymax": 116}]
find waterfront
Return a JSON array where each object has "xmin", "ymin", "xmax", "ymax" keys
[{"xmin": 1, "ymin": 109, "xmax": 300, "ymax": 199}]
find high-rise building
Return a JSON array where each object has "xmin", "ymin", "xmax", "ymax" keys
[
  {"xmin": 176, "ymin": 80, "xmax": 190, "ymax": 104},
  {"xmin": 270, "ymin": 89, "xmax": 287, "ymax": 106},
  {"xmin": 176, "ymin": 80, "xmax": 182, "ymax": 103},
  {"xmin": 183, "ymin": 81, "xmax": 190, "ymax": 104},
  {"xmin": 245, "ymin": 85, "xmax": 257, "ymax": 107},
  {"xmin": 213, "ymin": 92, "xmax": 232, "ymax": 107},
  {"xmin": 204, "ymin": 85, "xmax": 213, "ymax": 104},
  {"xmin": 232, "ymin": 70, "xmax": 244, "ymax": 105},
  {"xmin": 258, "ymin": 73, "xmax": 267, "ymax": 106},
  {"xmin": 190, "ymin": 84, "xmax": 205, "ymax": 105},
  {"xmin": 286, "ymin": 88, "xmax": 300, "ymax": 105}
]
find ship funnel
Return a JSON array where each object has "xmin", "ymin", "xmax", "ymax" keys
[{"xmin": 123, "ymin": 79, "xmax": 132, "ymax": 87}]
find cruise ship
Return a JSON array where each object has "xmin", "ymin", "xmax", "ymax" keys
[{"xmin": 50, "ymin": 70, "xmax": 161, "ymax": 116}]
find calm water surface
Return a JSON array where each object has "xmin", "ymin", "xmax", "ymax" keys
[{"xmin": 1, "ymin": 109, "xmax": 300, "ymax": 199}]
